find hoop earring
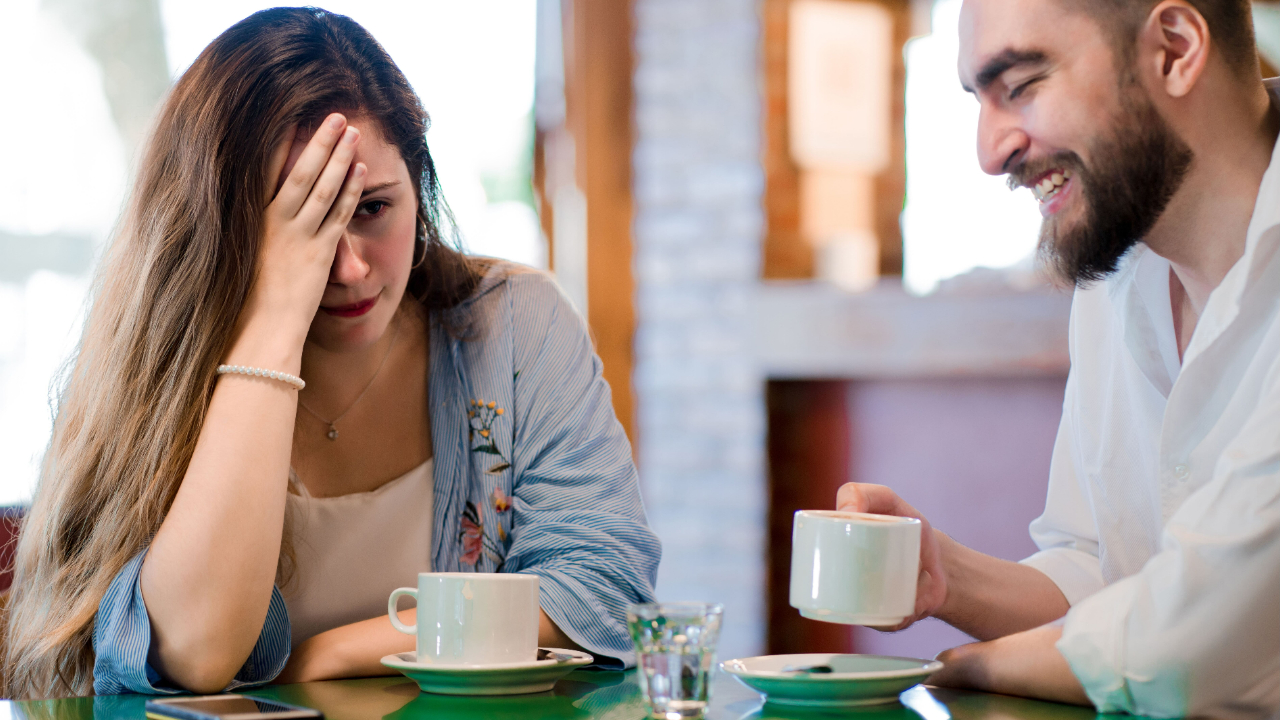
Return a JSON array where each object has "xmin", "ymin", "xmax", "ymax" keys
[{"xmin": 410, "ymin": 236, "xmax": 428, "ymax": 270}]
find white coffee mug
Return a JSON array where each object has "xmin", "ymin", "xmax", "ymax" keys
[
  {"xmin": 389, "ymin": 572, "xmax": 540, "ymax": 666},
  {"xmin": 789, "ymin": 510, "xmax": 922, "ymax": 626}
]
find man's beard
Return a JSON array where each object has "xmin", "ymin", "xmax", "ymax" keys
[{"xmin": 1010, "ymin": 91, "xmax": 1194, "ymax": 286}]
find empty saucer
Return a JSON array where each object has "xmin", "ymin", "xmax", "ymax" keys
[{"xmin": 721, "ymin": 653, "xmax": 942, "ymax": 708}]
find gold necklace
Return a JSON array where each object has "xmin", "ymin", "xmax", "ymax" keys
[{"xmin": 297, "ymin": 319, "xmax": 401, "ymax": 440}]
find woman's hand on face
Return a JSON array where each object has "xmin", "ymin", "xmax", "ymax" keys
[
  {"xmin": 835, "ymin": 482, "xmax": 948, "ymax": 630},
  {"xmin": 248, "ymin": 113, "xmax": 367, "ymax": 333}
]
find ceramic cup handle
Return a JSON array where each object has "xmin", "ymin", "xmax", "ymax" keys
[{"xmin": 388, "ymin": 587, "xmax": 418, "ymax": 635}]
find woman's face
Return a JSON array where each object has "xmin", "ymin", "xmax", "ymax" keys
[{"xmin": 283, "ymin": 117, "xmax": 418, "ymax": 353}]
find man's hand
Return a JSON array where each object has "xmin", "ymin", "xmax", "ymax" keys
[
  {"xmin": 836, "ymin": 483, "xmax": 947, "ymax": 629},
  {"xmin": 930, "ymin": 624, "xmax": 1091, "ymax": 706},
  {"xmin": 834, "ymin": 482, "xmax": 1070, "ymax": 639}
]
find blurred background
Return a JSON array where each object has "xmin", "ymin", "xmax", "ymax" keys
[{"xmin": 1, "ymin": 0, "xmax": 1278, "ymax": 662}]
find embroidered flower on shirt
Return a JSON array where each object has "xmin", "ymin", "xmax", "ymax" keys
[
  {"xmin": 460, "ymin": 506, "xmax": 484, "ymax": 566},
  {"xmin": 492, "ymin": 488, "xmax": 512, "ymax": 542},
  {"xmin": 493, "ymin": 487, "xmax": 511, "ymax": 513},
  {"xmin": 460, "ymin": 500, "xmax": 508, "ymax": 570},
  {"xmin": 468, "ymin": 398, "xmax": 511, "ymax": 474}
]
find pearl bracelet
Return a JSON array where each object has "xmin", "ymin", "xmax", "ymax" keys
[{"xmin": 216, "ymin": 364, "xmax": 306, "ymax": 390}]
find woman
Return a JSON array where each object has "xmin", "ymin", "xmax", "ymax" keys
[{"xmin": 0, "ymin": 7, "xmax": 659, "ymax": 699}]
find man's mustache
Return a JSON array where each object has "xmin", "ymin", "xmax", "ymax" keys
[{"xmin": 1006, "ymin": 152, "xmax": 1085, "ymax": 191}]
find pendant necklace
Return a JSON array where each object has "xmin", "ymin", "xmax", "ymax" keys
[{"xmin": 297, "ymin": 318, "xmax": 401, "ymax": 441}]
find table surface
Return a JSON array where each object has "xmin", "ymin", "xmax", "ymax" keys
[{"xmin": 7, "ymin": 671, "xmax": 1115, "ymax": 720}]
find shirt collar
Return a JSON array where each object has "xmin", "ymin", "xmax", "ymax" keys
[
  {"xmin": 1239, "ymin": 78, "xmax": 1280, "ymax": 284},
  {"xmin": 1181, "ymin": 78, "xmax": 1280, "ymax": 366},
  {"xmin": 1107, "ymin": 245, "xmax": 1180, "ymax": 396}
]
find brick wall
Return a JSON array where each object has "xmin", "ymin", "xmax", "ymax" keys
[{"xmin": 632, "ymin": 0, "xmax": 768, "ymax": 660}]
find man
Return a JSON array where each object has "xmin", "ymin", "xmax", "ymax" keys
[{"xmin": 837, "ymin": 0, "xmax": 1279, "ymax": 716}]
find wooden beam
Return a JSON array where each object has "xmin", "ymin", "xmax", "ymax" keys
[
  {"xmin": 875, "ymin": 0, "xmax": 910, "ymax": 276},
  {"xmin": 582, "ymin": 0, "xmax": 636, "ymax": 447},
  {"xmin": 543, "ymin": 0, "xmax": 637, "ymax": 446},
  {"xmin": 762, "ymin": 0, "xmax": 813, "ymax": 279}
]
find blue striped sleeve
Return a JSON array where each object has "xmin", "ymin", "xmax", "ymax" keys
[
  {"xmin": 502, "ymin": 274, "xmax": 662, "ymax": 669},
  {"xmin": 93, "ymin": 550, "xmax": 292, "ymax": 694}
]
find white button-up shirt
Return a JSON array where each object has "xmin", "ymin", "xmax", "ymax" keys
[{"xmin": 1021, "ymin": 78, "xmax": 1280, "ymax": 718}]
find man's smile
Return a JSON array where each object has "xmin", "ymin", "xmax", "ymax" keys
[
  {"xmin": 1022, "ymin": 167, "xmax": 1074, "ymax": 217},
  {"xmin": 1029, "ymin": 167, "xmax": 1071, "ymax": 202}
]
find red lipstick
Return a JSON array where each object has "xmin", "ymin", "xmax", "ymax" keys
[{"xmin": 321, "ymin": 296, "xmax": 378, "ymax": 318}]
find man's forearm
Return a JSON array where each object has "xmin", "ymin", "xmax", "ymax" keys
[
  {"xmin": 932, "ymin": 625, "xmax": 1090, "ymax": 705},
  {"xmin": 935, "ymin": 533, "xmax": 1071, "ymax": 640}
]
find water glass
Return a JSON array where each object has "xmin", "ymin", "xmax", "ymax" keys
[{"xmin": 627, "ymin": 601, "xmax": 724, "ymax": 719}]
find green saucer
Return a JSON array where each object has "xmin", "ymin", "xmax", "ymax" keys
[
  {"xmin": 380, "ymin": 648, "xmax": 594, "ymax": 696},
  {"xmin": 721, "ymin": 653, "xmax": 942, "ymax": 708}
]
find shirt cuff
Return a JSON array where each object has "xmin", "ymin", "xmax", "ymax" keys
[
  {"xmin": 93, "ymin": 550, "xmax": 292, "ymax": 694},
  {"xmin": 93, "ymin": 551, "xmax": 181, "ymax": 695},
  {"xmin": 1055, "ymin": 580, "xmax": 1138, "ymax": 713},
  {"xmin": 1056, "ymin": 577, "xmax": 1195, "ymax": 718},
  {"xmin": 1020, "ymin": 547, "xmax": 1104, "ymax": 606},
  {"xmin": 531, "ymin": 568, "xmax": 633, "ymax": 670}
]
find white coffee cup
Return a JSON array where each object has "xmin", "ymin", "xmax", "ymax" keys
[
  {"xmin": 789, "ymin": 510, "xmax": 921, "ymax": 626},
  {"xmin": 389, "ymin": 572, "xmax": 540, "ymax": 666}
]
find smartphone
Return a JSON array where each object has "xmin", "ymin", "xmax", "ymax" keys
[{"xmin": 145, "ymin": 694, "xmax": 323, "ymax": 720}]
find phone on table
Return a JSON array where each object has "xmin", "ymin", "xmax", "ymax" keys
[{"xmin": 145, "ymin": 694, "xmax": 323, "ymax": 720}]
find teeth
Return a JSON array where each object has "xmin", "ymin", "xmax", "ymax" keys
[{"xmin": 1031, "ymin": 169, "xmax": 1070, "ymax": 202}]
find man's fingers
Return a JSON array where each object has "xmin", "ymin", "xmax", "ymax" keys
[
  {"xmin": 868, "ymin": 613, "xmax": 918, "ymax": 633},
  {"xmin": 273, "ymin": 113, "xmax": 348, "ymax": 219},
  {"xmin": 915, "ymin": 569, "xmax": 939, "ymax": 615},
  {"xmin": 835, "ymin": 483, "xmax": 868, "ymax": 512},
  {"xmin": 297, "ymin": 126, "xmax": 361, "ymax": 233},
  {"xmin": 317, "ymin": 163, "xmax": 367, "ymax": 238},
  {"xmin": 835, "ymin": 483, "xmax": 907, "ymax": 516}
]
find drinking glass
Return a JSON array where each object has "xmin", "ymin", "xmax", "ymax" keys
[{"xmin": 627, "ymin": 601, "xmax": 724, "ymax": 719}]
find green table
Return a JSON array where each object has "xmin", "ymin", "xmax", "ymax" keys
[{"xmin": 6, "ymin": 671, "xmax": 1107, "ymax": 720}]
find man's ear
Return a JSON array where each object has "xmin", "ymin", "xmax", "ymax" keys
[{"xmin": 1137, "ymin": 0, "xmax": 1211, "ymax": 99}]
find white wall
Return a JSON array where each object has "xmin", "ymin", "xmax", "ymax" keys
[{"xmin": 632, "ymin": 0, "xmax": 768, "ymax": 660}]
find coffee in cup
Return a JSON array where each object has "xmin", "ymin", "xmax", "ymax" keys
[
  {"xmin": 789, "ymin": 510, "xmax": 921, "ymax": 626},
  {"xmin": 389, "ymin": 572, "xmax": 539, "ymax": 665}
]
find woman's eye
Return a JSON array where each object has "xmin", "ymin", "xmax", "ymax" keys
[{"xmin": 356, "ymin": 200, "xmax": 387, "ymax": 217}]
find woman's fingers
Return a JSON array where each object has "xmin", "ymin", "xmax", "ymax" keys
[
  {"xmin": 273, "ymin": 113, "xmax": 349, "ymax": 219},
  {"xmin": 296, "ymin": 126, "xmax": 361, "ymax": 233},
  {"xmin": 317, "ymin": 163, "xmax": 367, "ymax": 239},
  {"xmin": 265, "ymin": 124, "xmax": 297, "ymax": 205}
]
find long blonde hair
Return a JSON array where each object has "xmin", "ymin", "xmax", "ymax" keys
[{"xmin": 0, "ymin": 7, "xmax": 479, "ymax": 699}]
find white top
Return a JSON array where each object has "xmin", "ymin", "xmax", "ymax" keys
[
  {"xmin": 282, "ymin": 459, "xmax": 434, "ymax": 648},
  {"xmin": 1022, "ymin": 79, "xmax": 1280, "ymax": 718}
]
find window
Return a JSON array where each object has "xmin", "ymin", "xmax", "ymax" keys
[{"xmin": 901, "ymin": 0, "xmax": 1043, "ymax": 295}]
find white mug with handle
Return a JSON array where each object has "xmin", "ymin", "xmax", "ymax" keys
[{"xmin": 389, "ymin": 572, "xmax": 540, "ymax": 666}]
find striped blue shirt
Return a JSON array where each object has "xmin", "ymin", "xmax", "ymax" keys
[{"xmin": 92, "ymin": 264, "xmax": 662, "ymax": 694}]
